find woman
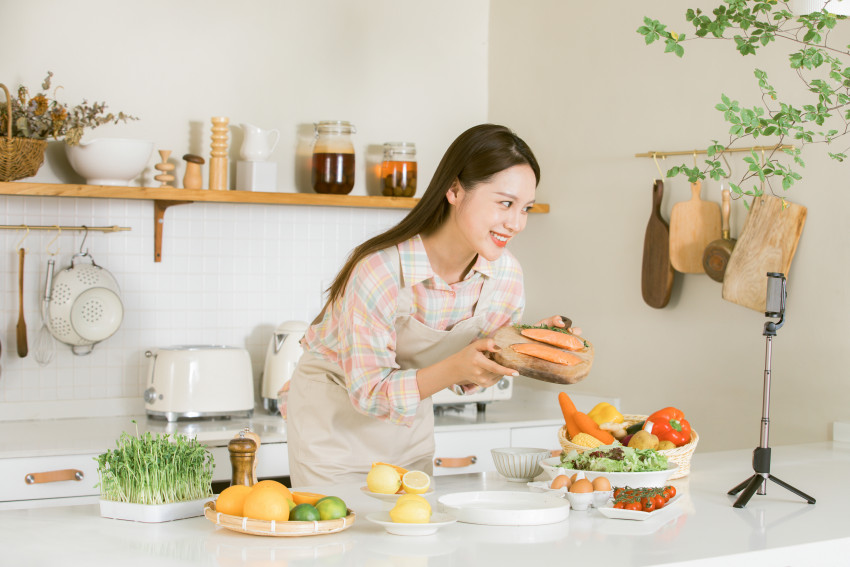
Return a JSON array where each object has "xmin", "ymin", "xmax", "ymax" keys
[{"xmin": 286, "ymin": 124, "xmax": 571, "ymax": 487}]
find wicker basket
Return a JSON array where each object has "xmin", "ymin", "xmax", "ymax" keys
[
  {"xmin": 557, "ymin": 414, "xmax": 698, "ymax": 480},
  {"xmin": 0, "ymin": 83, "xmax": 48, "ymax": 182}
]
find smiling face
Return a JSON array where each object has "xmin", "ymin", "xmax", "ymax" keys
[{"xmin": 446, "ymin": 164, "xmax": 538, "ymax": 262}]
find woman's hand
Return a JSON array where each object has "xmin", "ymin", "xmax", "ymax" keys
[
  {"xmin": 534, "ymin": 315, "xmax": 582, "ymax": 336},
  {"xmin": 416, "ymin": 338, "xmax": 517, "ymax": 398}
]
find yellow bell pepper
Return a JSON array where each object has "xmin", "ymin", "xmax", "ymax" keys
[{"xmin": 587, "ymin": 402, "xmax": 623, "ymax": 425}]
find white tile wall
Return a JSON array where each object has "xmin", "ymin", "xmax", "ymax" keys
[{"xmin": 0, "ymin": 195, "xmax": 407, "ymax": 420}]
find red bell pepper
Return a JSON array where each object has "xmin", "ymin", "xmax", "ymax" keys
[{"xmin": 647, "ymin": 407, "xmax": 692, "ymax": 447}]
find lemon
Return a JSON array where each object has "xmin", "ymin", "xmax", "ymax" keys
[
  {"xmin": 367, "ymin": 464, "xmax": 402, "ymax": 494},
  {"xmin": 395, "ymin": 493, "xmax": 431, "ymax": 516},
  {"xmin": 315, "ymin": 496, "xmax": 348, "ymax": 520},
  {"xmin": 389, "ymin": 501, "xmax": 431, "ymax": 524},
  {"xmin": 401, "ymin": 470, "xmax": 430, "ymax": 495}
]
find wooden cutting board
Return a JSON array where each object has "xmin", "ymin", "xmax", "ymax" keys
[
  {"xmin": 491, "ymin": 326, "xmax": 593, "ymax": 385},
  {"xmin": 722, "ymin": 194, "xmax": 807, "ymax": 312},
  {"xmin": 641, "ymin": 180, "xmax": 674, "ymax": 308},
  {"xmin": 669, "ymin": 181, "xmax": 721, "ymax": 273}
]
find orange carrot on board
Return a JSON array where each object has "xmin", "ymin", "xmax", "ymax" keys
[
  {"xmin": 521, "ymin": 328, "xmax": 585, "ymax": 351},
  {"xmin": 511, "ymin": 343, "xmax": 581, "ymax": 366},
  {"xmin": 558, "ymin": 392, "xmax": 581, "ymax": 439},
  {"xmin": 572, "ymin": 411, "xmax": 616, "ymax": 445}
]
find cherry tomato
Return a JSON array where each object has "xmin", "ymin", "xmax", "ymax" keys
[
  {"xmin": 665, "ymin": 486, "xmax": 677, "ymax": 498},
  {"xmin": 614, "ymin": 501, "xmax": 626, "ymax": 509},
  {"xmin": 653, "ymin": 494, "xmax": 666, "ymax": 509},
  {"xmin": 625, "ymin": 501, "xmax": 641, "ymax": 511},
  {"xmin": 641, "ymin": 497, "xmax": 655, "ymax": 512},
  {"xmin": 614, "ymin": 488, "xmax": 624, "ymax": 499}
]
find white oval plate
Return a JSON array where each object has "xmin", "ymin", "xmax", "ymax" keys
[
  {"xmin": 360, "ymin": 486, "xmax": 435, "ymax": 502},
  {"xmin": 366, "ymin": 512, "xmax": 456, "ymax": 536},
  {"xmin": 437, "ymin": 491, "xmax": 570, "ymax": 525},
  {"xmin": 597, "ymin": 494, "xmax": 681, "ymax": 521},
  {"xmin": 539, "ymin": 456, "xmax": 677, "ymax": 488}
]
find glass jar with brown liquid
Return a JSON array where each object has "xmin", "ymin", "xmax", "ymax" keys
[
  {"xmin": 312, "ymin": 120, "xmax": 356, "ymax": 194},
  {"xmin": 380, "ymin": 142, "xmax": 417, "ymax": 197}
]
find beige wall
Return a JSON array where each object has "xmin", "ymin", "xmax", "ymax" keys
[{"xmin": 490, "ymin": 0, "xmax": 850, "ymax": 451}]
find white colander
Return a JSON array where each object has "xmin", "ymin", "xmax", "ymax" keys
[{"xmin": 47, "ymin": 252, "xmax": 124, "ymax": 355}]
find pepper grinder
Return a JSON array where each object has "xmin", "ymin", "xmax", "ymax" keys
[{"xmin": 228, "ymin": 432, "xmax": 257, "ymax": 487}]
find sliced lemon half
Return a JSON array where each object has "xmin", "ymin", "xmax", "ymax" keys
[{"xmin": 401, "ymin": 470, "xmax": 431, "ymax": 495}]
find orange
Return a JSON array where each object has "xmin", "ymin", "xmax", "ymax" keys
[
  {"xmin": 291, "ymin": 491, "xmax": 326, "ymax": 506},
  {"xmin": 372, "ymin": 462, "xmax": 408, "ymax": 476},
  {"xmin": 243, "ymin": 487, "xmax": 291, "ymax": 521},
  {"xmin": 251, "ymin": 479, "xmax": 293, "ymax": 501},
  {"xmin": 216, "ymin": 484, "xmax": 252, "ymax": 516}
]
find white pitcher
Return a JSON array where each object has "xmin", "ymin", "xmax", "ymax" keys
[{"xmin": 239, "ymin": 123, "xmax": 280, "ymax": 162}]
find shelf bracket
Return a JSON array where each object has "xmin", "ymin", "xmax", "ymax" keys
[{"xmin": 154, "ymin": 200, "xmax": 192, "ymax": 262}]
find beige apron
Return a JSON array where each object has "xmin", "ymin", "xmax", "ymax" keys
[{"xmin": 286, "ymin": 249, "xmax": 497, "ymax": 487}]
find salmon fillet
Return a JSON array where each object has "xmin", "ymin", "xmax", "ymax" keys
[
  {"xmin": 511, "ymin": 343, "xmax": 582, "ymax": 366},
  {"xmin": 520, "ymin": 328, "xmax": 585, "ymax": 351}
]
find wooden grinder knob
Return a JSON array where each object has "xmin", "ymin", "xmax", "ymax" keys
[{"xmin": 228, "ymin": 435, "xmax": 257, "ymax": 487}]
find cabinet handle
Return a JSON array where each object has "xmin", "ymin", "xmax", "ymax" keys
[
  {"xmin": 25, "ymin": 469, "xmax": 85, "ymax": 485},
  {"xmin": 550, "ymin": 449, "xmax": 562, "ymax": 458},
  {"xmin": 433, "ymin": 456, "xmax": 477, "ymax": 468}
]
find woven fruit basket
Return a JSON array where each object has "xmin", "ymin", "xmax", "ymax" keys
[
  {"xmin": 0, "ymin": 83, "xmax": 48, "ymax": 182},
  {"xmin": 557, "ymin": 414, "xmax": 698, "ymax": 480}
]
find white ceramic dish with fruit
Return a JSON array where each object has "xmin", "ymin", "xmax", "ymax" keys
[
  {"xmin": 539, "ymin": 456, "xmax": 678, "ymax": 488},
  {"xmin": 360, "ymin": 486, "xmax": 435, "ymax": 502},
  {"xmin": 366, "ymin": 511, "xmax": 456, "ymax": 536}
]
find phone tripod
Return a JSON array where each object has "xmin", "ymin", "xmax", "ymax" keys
[{"xmin": 727, "ymin": 312, "xmax": 816, "ymax": 509}]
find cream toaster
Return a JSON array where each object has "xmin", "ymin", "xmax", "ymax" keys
[{"xmin": 144, "ymin": 345, "xmax": 254, "ymax": 422}]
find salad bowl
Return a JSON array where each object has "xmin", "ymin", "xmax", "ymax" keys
[{"xmin": 539, "ymin": 456, "xmax": 677, "ymax": 488}]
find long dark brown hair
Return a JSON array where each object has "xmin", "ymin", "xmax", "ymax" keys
[{"xmin": 313, "ymin": 123, "xmax": 540, "ymax": 324}]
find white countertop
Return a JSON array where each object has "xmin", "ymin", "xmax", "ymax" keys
[
  {"xmin": 0, "ymin": 388, "xmax": 596, "ymax": 459},
  {"xmin": 2, "ymin": 442, "xmax": 848, "ymax": 567}
]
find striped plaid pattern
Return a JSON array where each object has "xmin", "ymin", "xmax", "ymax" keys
[{"xmin": 303, "ymin": 234, "xmax": 525, "ymax": 425}]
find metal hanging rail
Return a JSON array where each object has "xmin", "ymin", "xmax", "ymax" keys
[
  {"xmin": 0, "ymin": 224, "xmax": 130, "ymax": 232},
  {"xmin": 635, "ymin": 145, "xmax": 795, "ymax": 158}
]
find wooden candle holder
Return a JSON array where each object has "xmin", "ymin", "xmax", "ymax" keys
[
  {"xmin": 154, "ymin": 150, "xmax": 175, "ymax": 188},
  {"xmin": 209, "ymin": 116, "xmax": 229, "ymax": 190}
]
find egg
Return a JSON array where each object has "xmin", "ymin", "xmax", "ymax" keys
[
  {"xmin": 550, "ymin": 475, "xmax": 571, "ymax": 490},
  {"xmin": 592, "ymin": 476, "xmax": 611, "ymax": 491},
  {"xmin": 569, "ymin": 478, "xmax": 594, "ymax": 493},
  {"xmin": 569, "ymin": 472, "xmax": 585, "ymax": 483}
]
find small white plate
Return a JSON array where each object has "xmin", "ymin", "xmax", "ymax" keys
[
  {"xmin": 597, "ymin": 494, "xmax": 681, "ymax": 521},
  {"xmin": 360, "ymin": 486, "xmax": 434, "ymax": 502},
  {"xmin": 366, "ymin": 512, "xmax": 456, "ymax": 536},
  {"xmin": 438, "ymin": 491, "xmax": 570, "ymax": 525}
]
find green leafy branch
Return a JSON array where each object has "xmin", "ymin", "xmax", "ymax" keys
[{"xmin": 637, "ymin": 1, "xmax": 850, "ymax": 200}]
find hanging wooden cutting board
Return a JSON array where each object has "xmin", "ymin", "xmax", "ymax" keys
[
  {"xmin": 669, "ymin": 181, "xmax": 721, "ymax": 273},
  {"xmin": 722, "ymin": 194, "xmax": 807, "ymax": 312},
  {"xmin": 641, "ymin": 180, "xmax": 674, "ymax": 308},
  {"xmin": 491, "ymin": 326, "xmax": 593, "ymax": 385}
]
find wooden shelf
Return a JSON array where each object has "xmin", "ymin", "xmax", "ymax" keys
[{"xmin": 0, "ymin": 182, "xmax": 550, "ymax": 261}]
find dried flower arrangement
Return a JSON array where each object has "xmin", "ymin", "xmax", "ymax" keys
[{"xmin": 0, "ymin": 71, "xmax": 137, "ymax": 146}]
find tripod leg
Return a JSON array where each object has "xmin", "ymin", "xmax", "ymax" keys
[
  {"xmin": 728, "ymin": 475, "xmax": 757, "ymax": 496},
  {"xmin": 768, "ymin": 475, "xmax": 816, "ymax": 504},
  {"xmin": 733, "ymin": 474, "xmax": 765, "ymax": 508}
]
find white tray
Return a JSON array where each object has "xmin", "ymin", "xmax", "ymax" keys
[
  {"xmin": 597, "ymin": 494, "xmax": 681, "ymax": 521},
  {"xmin": 100, "ymin": 497, "xmax": 209, "ymax": 523},
  {"xmin": 437, "ymin": 491, "xmax": 569, "ymax": 526}
]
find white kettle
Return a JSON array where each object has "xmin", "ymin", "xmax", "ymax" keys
[{"xmin": 262, "ymin": 320, "xmax": 308, "ymax": 414}]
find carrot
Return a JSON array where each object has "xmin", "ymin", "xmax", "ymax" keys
[
  {"xmin": 520, "ymin": 328, "xmax": 585, "ymax": 351},
  {"xmin": 511, "ymin": 343, "xmax": 581, "ymax": 366},
  {"xmin": 572, "ymin": 411, "xmax": 616, "ymax": 445},
  {"xmin": 558, "ymin": 392, "xmax": 581, "ymax": 439}
]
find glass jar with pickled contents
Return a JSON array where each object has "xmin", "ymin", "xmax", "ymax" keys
[
  {"xmin": 312, "ymin": 120, "xmax": 356, "ymax": 194},
  {"xmin": 380, "ymin": 142, "xmax": 417, "ymax": 197}
]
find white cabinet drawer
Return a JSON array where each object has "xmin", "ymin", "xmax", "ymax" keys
[
  {"xmin": 0, "ymin": 454, "xmax": 100, "ymax": 503},
  {"xmin": 209, "ymin": 442, "xmax": 289, "ymax": 482},
  {"xmin": 433, "ymin": 429, "xmax": 510, "ymax": 476},
  {"xmin": 510, "ymin": 424, "xmax": 563, "ymax": 455}
]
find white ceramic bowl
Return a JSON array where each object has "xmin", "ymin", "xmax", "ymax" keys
[
  {"xmin": 539, "ymin": 456, "xmax": 678, "ymax": 488},
  {"xmin": 65, "ymin": 138, "xmax": 154, "ymax": 186},
  {"xmin": 491, "ymin": 447, "xmax": 550, "ymax": 482}
]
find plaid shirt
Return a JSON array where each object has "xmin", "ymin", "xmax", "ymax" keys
[{"xmin": 303, "ymin": 234, "xmax": 525, "ymax": 425}]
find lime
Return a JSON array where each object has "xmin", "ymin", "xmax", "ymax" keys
[
  {"xmin": 315, "ymin": 496, "xmax": 348, "ymax": 520},
  {"xmin": 367, "ymin": 464, "xmax": 402, "ymax": 494},
  {"xmin": 289, "ymin": 503, "xmax": 321, "ymax": 521},
  {"xmin": 287, "ymin": 498, "xmax": 297, "ymax": 511}
]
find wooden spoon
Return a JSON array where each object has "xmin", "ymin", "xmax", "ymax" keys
[{"xmin": 17, "ymin": 248, "xmax": 28, "ymax": 358}]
